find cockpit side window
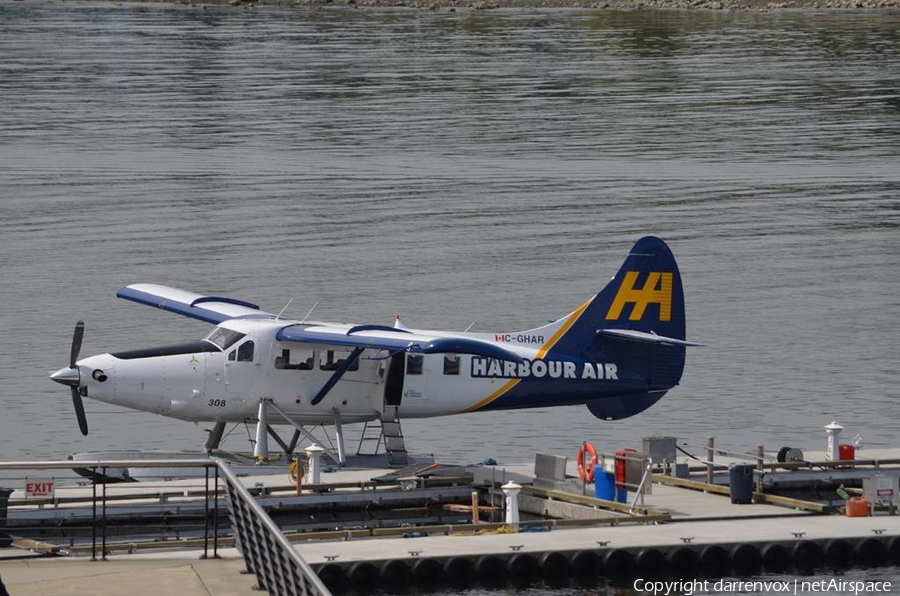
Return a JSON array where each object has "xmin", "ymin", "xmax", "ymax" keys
[
  {"xmin": 205, "ymin": 328, "xmax": 246, "ymax": 350},
  {"xmin": 237, "ymin": 341, "xmax": 255, "ymax": 362}
]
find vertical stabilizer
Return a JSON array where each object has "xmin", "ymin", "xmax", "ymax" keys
[{"xmin": 554, "ymin": 236, "xmax": 687, "ymax": 419}]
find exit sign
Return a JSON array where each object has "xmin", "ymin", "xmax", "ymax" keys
[{"xmin": 24, "ymin": 478, "xmax": 55, "ymax": 499}]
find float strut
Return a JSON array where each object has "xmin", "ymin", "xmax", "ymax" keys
[
  {"xmin": 333, "ymin": 408, "xmax": 346, "ymax": 465},
  {"xmin": 253, "ymin": 399, "xmax": 269, "ymax": 462},
  {"xmin": 205, "ymin": 421, "xmax": 226, "ymax": 453}
]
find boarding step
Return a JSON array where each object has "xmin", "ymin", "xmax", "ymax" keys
[
  {"xmin": 381, "ymin": 408, "xmax": 408, "ymax": 467},
  {"xmin": 356, "ymin": 419, "xmax": 384, "ymax": 456}
]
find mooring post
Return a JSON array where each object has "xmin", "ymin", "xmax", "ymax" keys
[
  {"xmin": 501, "ymin": 481, "xmax": 521, "ymax": 530},
  {"xmin": 471, "ymin": 490, "xmax": 480, "ymax": 525},
  {"xmin": 756, "ymin": 444, "xmax": 765, "ymax": 494},
  {"xmin": 824, "ymin": 421, "xmax": 843, "ymax": 461},
  {"xmin": 706, "ymin": 436, "xmax": 715, "ymax": 486},
  {"xmin": 305, "ymin": 444, "xmax": 325, "ymax": 485}
]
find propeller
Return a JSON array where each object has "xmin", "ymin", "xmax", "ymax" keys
[
  {"xmin": 50, "ymin": 321, "xmax": 89, "ymax": 436},
  {"xmin": 70, "ymin": 321, "xmax": 88, "ymax": 436},
  {"xmin": 70, "ymin": 320, "xmax": 84, "ymax": 369}
]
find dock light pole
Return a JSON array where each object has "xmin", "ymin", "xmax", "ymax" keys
[
  {"xmin": 825, "ymin": 421, "xmax": 843, "ymax": 461},
  {"xmin": 501, "ymin": 481, "xmax": 521, "ymax": 529},
  {"xmin": 305, "ymin": 444, "xmax": 325, "ymax": 484}
]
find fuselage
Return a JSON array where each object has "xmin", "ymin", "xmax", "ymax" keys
[
  {"xmin": 52, "ymin": 237, "xmax": 689, "ymax": 434},
  {"xmin": 72, "ymin": 317, "xmax": 640, "ymax": 425}
]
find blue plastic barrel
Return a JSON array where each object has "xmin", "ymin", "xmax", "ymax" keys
[
  {"xmin": 729, "ymin": 464, "xmax": 754, "ymax": 504},
  {"xmin": 595, "ymin": 471, "xmax": 615, "ymax": 500}
]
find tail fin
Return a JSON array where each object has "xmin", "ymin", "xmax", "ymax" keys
[
  {"xmin": 553, "ymin": 235, "xmax": 686, "ymax": 351},
  {"xmin": 546, "ymin": 236, "xmax": 687, "ymax": 419}
]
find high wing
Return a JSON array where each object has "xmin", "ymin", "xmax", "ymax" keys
[
  {"xmin": 117, "ymin": 284, "xmax": 273, "ymax": 324},
  {"xmin": 277, "ymin": 324, "xmax": 526, "ymax": 364},
  {"xmin": 117, "ymin": 284, "xmax": 524, "ymax": 363}
]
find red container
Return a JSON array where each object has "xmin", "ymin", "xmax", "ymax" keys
[
  {"xmin": 846, "ymin": 496, "xmax": 869, "ymax": 517},
  {"xmin": 614, "ymin": 448, "xmax": 637, "ymax": 486},
  {"xmin": 839, "ymin": 444, "xmax": 855, "ymax": 461}
]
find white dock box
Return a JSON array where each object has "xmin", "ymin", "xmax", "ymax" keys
[{"xmin": 863, "ymin": 475, "xmax": 900, "ymax": 508}]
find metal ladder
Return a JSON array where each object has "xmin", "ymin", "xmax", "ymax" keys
[
  {"xmin": 356, "ymin": 419, "xmax": 385, "ymax": 456},
  {"xmin": 381, "ymin": 406, "xmax": 408, "ymax": 467}
]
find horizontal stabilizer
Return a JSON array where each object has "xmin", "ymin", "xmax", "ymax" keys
[{"xmin": 597, "ymin": 328, "xmax": 700, "ymax": 347}]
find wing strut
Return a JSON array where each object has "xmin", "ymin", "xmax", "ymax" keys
[{"xmin": 310, "ymin": 347, "xmax": 365, "ymax": 406}]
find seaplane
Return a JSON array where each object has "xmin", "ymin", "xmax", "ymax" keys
[{"xmin": 51, "ymin": 236, "xmax": 693, "ymax": 466}]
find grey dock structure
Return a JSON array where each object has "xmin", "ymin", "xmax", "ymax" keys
[{"xmin": 0, "ymin": 446, "xmax": 899, "ymax": 595}]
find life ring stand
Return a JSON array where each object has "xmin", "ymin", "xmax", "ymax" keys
[{"xmin": 577, "ymin": 441, "xmax": 598, "ymax": 483}]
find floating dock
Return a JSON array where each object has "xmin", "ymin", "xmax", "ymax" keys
[{"xmin": 1, "ymin": 446, "xmax": 899, "ymax": 595}]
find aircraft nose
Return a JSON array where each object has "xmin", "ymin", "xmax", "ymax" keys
[{"xmin": 51, "ymin": 366, "xmax": 81, "ymax": 387}]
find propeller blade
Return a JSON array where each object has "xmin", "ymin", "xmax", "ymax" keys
[
  {"xmin": 71, "ymin": 386, "xmax": 89, "ymax": 436},
  {"xmin": 70, "ymin": 320, "xmax": 85, "ymax": 368}
]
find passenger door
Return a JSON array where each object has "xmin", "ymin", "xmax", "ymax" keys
[{"xmin": 224, "ymin": 337, "xmax": 260, "ymax": 399}]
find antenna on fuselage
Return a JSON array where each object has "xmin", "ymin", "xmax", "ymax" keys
[
  {"xmin": 275, "ymin": 297, "xmax": 294, "ymax": 320},
  {"xmin": 300, "ymin": 301, "xmax": 319, "ymax": 323},
  {"xmin": 464, "ymin": 321, "xmax": 477, "ymax": 332}
]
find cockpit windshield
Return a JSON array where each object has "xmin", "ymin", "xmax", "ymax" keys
[{"xmin": 205, "ymin": 327, "xmax": 246, "ymax": 350}]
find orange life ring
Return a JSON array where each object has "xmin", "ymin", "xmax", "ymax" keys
[{"xmin": 577, "ymin": 441, "xmax": 598, "ymax": 483}]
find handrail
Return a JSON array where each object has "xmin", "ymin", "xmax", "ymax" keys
[
  {"xmin": 215, "ymin": 459, "xmax": 331, "ymax": 596},
  {"xmin": 0, "ymin": 459, "xmax": 214, "ymax": 471},
  {"xmin": 628, "ymin": 458, "xmax": 653, "ymax": 515}
]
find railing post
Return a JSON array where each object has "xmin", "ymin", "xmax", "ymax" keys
[
  {"xmin": 101, "ymin": 466, "xmax": 107, "ymax": 561},
  {"xmin": 756, "ymin": 444, "xmax": 765, "ymax": 494},
  {"xmin": 213, "ymin": 464, "xmax": 219, "ymax": 558},
  {"xmin": 706, "ymin": 436, "xmax": 714, "ymax": 485},
  {"xmin": 91, "ymin": 467, "xmax": 97, "ymax": 561},
  {"xmin": 202, "ymin": 464, "xmax": 210, "ymax": 559}
]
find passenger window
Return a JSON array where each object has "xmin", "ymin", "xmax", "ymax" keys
[
  {"xmin": 443, "ymin": 354, "xmax": 460, "ymax": 375},
  {"xmin": 228, "ymin": 350, "xmax": 236, "ymax": 362},
  {"xmin": 237, "ymin": 341, "xmax": 254, "ymax": 362},
  {"xmin": 275, "ymin": 348, "xmax": 314, "ymax": 370},
  {"xmin": 407, "ymin": 354, "xmax": 423, "ymax": 375},
  {"xmin": 319, "ymin": 349, "xmax": 359, "ymax": 372}
]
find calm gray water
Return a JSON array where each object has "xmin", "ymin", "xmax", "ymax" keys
[
  {"xmin": 1, "ymin": 0, "xmax": 898, "ymax": 464},
  {"xmin": 2, "ymin": 1, "xmax": 899, "ymax": 593}
]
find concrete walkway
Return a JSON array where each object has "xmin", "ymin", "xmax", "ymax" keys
[
  {"xmin": 0, "ymin": 549, "xmax": 256, "ymax": 596},
  {"xmin": 292, "ymin": 515, "xmax": 900, "ymax": 565}
]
